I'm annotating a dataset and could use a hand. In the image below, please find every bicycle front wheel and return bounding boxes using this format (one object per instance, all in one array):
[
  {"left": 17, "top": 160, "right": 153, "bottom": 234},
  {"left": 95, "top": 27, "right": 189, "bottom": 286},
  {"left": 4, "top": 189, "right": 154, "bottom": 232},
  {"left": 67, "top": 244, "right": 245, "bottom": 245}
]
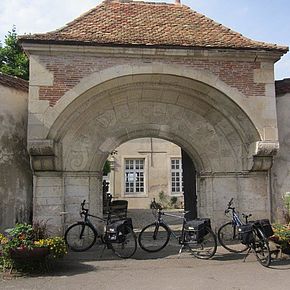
[
  {"left": 65, "top": 222, "right": 96, "bottom": 252},
  {"left": 252, "top": 227, "right": 271, "bottom": 267},
  {"left": 188, "top": 226, "right": 217, "bottom": 259},
  {"left": 110, "top": 225, "right": 137, "bottom": 259},
  {"left": 138, "top": 223, "right": 171, "bottom": 252},
  {"left": 218, "top": 222, "right": 248, "bottom": 253}
]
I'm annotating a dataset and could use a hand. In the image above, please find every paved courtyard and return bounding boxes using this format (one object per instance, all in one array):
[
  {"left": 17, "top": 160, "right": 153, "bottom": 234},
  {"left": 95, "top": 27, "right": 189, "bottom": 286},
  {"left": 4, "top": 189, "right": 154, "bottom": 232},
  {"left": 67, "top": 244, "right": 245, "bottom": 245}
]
[{"left": 1, "top": 243, "right": 289, "bottom": 290}]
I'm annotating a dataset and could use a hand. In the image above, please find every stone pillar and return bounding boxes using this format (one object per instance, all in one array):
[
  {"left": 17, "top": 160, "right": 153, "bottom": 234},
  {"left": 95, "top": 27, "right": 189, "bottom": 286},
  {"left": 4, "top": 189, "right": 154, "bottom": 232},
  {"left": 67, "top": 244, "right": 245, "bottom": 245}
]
[
  {"left": 198, "top": 172, "right": 269, "bottom": 231},
  {"left": 28, "top": 139, "right": 104, "bottom": 234},
  {"left": 89, "top": 172, "right": 103, "bottom": 217},
  {"left": 33, "top": 171, "right": 103, "bottom": 235},
  {"left": 62, "top": 172, "right": 103, "bottom": 230},
  {"left": 33, "top": 173, "right": 64, "bottom": 235}
]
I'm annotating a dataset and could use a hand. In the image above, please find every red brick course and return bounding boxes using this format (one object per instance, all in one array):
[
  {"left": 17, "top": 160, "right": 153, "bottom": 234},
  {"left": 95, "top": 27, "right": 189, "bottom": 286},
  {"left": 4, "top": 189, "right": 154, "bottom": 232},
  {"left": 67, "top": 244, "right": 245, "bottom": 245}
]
[{"left": 38, "top": 56, "right": 264, "bottom": 106}]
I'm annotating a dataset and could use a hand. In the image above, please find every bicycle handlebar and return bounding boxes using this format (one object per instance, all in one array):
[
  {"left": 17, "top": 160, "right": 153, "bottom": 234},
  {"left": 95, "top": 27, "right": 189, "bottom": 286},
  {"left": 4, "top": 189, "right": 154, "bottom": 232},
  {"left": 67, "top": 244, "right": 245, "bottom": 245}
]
[
  {"left": 224, "top": 198, "right": 235, "bottom": 215},
  {"left": 150, "top": 199, "right": 162, "bottom": 211},
  {"left": 228, "top": 198, "right": 234, "bottom": 207},
  {"left": 80, "top": 200, "right": 89, "bottom": 215},
  {"left": 224, "top": 198, "right": 252, "bottom": 223}
]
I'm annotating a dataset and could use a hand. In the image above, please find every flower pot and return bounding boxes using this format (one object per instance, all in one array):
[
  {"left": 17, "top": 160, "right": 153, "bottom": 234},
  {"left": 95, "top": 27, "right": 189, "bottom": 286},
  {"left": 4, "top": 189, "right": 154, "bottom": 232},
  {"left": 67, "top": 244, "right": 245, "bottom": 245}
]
[
  {"left": 269, "top": 237, "right": 290, "bottom": 255},
  {"left": 10, "top": 247, "right": 49, "bottom": 260},
  {"left": 282, "top": 245, "right": 290, "bottom": 255}
]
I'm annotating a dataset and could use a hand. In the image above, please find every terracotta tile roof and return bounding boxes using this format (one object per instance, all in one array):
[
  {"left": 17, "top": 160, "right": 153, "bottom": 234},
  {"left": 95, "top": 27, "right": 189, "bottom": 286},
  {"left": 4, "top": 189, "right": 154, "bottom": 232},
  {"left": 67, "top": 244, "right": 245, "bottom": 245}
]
[
  {"left": 0, "top": 73, "right": 29, "bottom": 92},
  {"left": 19, "top": 0, "right": 288, "bottom": 52},
  {"left": 275, "top": 78, "right": 290, "bottom": 96}
]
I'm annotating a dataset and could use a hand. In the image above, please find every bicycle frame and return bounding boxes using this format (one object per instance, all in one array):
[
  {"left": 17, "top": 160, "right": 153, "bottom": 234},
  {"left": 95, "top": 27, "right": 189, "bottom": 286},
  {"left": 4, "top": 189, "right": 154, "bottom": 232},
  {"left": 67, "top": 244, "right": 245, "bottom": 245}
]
[
  {"left": 225, "top": 198, "right": 249, "bottom": 227},
  {"left": 79, "top": 201, "right": 110, "bottom": 238},
  {"left": 154, "top": 209, "right": 189, "bottom": 241},
  {"left": 231, "top": 209, "right": 243, "bottom": 227}
]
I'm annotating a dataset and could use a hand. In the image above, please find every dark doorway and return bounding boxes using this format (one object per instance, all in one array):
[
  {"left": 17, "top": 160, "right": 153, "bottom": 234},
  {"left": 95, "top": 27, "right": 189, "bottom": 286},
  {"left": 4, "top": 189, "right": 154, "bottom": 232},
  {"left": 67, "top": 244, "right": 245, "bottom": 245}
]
[{"left": 181, "top": 149, "right": 197, "bottom": 219}]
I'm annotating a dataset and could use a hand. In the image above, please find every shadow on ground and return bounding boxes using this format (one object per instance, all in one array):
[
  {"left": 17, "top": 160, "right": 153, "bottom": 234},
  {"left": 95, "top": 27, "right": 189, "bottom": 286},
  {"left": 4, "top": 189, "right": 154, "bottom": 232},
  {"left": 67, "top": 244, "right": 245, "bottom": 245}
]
[
  {"left": 39, "top": 243, "right": 290, "bottom": 278},
  {"left": 213, "top": 249, "right": 290, "bottom": 270}
]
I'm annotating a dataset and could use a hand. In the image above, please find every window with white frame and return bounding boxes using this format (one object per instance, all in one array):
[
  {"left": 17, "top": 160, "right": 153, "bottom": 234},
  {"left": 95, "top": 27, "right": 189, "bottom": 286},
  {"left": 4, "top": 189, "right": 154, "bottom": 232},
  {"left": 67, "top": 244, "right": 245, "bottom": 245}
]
[
  {"left": 171, "top": 158, "right": 183, "bottom": 194},
  {"left": 125, "top": 159, "right": 145, "bottom": 194}
]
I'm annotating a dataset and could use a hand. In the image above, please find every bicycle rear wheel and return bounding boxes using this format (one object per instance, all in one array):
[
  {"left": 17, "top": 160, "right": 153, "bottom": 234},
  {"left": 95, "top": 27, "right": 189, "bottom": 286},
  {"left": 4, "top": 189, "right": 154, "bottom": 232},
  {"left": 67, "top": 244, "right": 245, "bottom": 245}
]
[
  {"left": 252, "top": 227, "right": 271, "bottom": 267},
  {"left": 138, "top": 223, "right": 171, "bottom": 252},
  {"left": 65, "top": 222, "right": 96, "bottom": 252},
  {"left": 188, "top": 226, "right": 217, "bottom": 259},
  {"left": 110, "top": 225, "right": 137, "bottom": 259},
  {"left": 218, "top": 222, "right": 248, "bottom": 253}
]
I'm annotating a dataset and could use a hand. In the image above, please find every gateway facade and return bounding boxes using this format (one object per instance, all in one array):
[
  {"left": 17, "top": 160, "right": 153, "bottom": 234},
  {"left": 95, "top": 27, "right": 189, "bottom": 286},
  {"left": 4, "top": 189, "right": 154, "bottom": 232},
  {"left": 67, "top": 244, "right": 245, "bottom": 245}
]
[{"left": 17, "top": 0, "right": 288, "bottom": 233}]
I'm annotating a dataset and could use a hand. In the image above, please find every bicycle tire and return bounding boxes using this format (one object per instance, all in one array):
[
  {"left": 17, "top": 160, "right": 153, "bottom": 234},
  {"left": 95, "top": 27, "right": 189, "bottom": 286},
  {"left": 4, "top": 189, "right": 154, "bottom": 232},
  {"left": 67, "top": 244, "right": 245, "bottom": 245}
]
[
  {"left": 109, "top": 225, "right": 137, "bottom": 259},
  {"left": 252, "top": 226, "right": 271, "bottom": 267},
  {"left": 218, "top": 222, "right": 249, "bottom": 253},
  {"left": 65, "top": 222, "right": 96, "bottom": 252},
  {"left": 138, "top": 222, "right": 171, "bottom": 252},
  {"left": 188, "top": 226, "right": 217, "bottom": 259}
]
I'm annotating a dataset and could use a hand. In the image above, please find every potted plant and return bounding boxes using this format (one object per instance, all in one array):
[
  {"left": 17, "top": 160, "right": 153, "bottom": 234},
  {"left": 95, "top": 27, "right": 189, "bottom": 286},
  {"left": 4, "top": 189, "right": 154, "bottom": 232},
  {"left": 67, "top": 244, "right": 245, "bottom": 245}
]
[
  {"left": 270, "top": 223, "right": 290, "bottom": 255},
  {"left": 0, "top": 223, "right": 67, "bottom": 272},
  {"left": 268, "top": 193, "right": 290, "bottom": 255}
]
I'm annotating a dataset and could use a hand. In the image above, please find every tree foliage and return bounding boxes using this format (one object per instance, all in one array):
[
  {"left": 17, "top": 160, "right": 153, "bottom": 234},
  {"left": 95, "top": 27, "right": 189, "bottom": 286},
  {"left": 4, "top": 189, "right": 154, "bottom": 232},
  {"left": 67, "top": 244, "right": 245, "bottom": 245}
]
[{"left": 0, "top": 26, "right": 29, "bottom": 80}]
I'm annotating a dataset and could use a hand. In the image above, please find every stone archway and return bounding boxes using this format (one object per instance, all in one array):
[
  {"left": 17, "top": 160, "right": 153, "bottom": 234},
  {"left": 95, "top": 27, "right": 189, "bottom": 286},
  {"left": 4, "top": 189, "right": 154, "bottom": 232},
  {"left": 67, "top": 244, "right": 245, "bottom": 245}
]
[
  {"left": 29, "top": 70, "right": 275, "bottom": 233},
  {"left": 51, "top": 73, "right": 259, "bottom": 172}
]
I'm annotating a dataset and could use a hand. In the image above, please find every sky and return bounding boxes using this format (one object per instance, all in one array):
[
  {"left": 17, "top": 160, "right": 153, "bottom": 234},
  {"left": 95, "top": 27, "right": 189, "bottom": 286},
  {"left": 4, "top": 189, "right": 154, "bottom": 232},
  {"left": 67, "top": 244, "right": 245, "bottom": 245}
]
[{"left": 0, "top": 0, "right": 289, "bottom": 80}]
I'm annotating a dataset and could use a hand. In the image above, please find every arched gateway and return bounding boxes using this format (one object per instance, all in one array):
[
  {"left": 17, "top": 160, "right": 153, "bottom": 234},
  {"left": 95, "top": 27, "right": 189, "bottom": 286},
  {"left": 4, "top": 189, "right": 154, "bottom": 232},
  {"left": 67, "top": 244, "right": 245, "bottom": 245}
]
[{"left": 20, "top": 0, "right": 287, "bottom": 234}]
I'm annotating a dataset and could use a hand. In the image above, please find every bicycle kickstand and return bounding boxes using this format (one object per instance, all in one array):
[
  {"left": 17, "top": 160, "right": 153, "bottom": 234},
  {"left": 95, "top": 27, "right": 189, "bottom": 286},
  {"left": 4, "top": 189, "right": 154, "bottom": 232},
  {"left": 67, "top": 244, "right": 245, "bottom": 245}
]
[
  {"left": 243, "top": 247, "right": 252, "bottom": 263},
  {"left": 178, "top": 244, "right": 185, "bottom": 258},
  {"left": 99, "top": 244, "right": 107, "bottom": 258}
]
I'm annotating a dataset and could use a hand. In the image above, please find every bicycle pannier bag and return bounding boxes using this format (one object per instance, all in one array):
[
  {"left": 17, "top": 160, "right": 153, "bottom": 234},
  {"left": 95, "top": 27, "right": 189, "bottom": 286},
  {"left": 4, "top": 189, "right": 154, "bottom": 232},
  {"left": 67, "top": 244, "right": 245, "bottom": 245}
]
[
  {"left": 106, "top": 218, "right": 133, "bottom": 243},
  {"left": 196, "top": 218, "right": 211, "bottom": 237},
  {"left": 238, "top": 224, "right": 254, "bottom": 244},
  {"left": 184, "top": 219, "right": 208, "bottom": 242},
  {"left": 254, "top": 219, "right": 273, "bottom": 238}
]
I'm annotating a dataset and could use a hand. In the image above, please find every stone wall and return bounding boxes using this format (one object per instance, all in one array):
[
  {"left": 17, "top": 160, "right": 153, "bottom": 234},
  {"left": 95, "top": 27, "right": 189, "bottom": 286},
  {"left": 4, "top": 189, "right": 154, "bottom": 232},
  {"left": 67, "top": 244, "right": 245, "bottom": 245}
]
[
  {"left": 272, "top": 90, "right": 290, "bottom": 222},
  {"left": 0, "top": 81, "right": 32, "bottom": 231}
]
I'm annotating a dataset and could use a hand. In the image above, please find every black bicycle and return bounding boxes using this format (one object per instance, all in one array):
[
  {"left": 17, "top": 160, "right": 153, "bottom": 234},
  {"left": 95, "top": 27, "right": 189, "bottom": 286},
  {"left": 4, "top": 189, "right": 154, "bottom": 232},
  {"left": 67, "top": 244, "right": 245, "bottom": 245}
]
[
  {"left": 65, "top": 200, "right": 137, "bottom": 259},
  {"left": 218, "top": 198, "right": 272, "bottom": 267},
  {"left": 138, "top": 201, "right": 217, "bottom": 259}
]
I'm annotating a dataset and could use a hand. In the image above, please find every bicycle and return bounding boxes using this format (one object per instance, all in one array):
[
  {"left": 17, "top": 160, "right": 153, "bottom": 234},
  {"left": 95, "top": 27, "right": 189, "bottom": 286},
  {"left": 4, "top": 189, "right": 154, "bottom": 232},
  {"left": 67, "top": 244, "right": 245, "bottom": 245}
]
[
  {"left": 64, "top": 200, "right": 137, "bottom": 259},
  {"left": 218, "top": 198, "right": 272, "bottom": 267},
  {"left": 217, "top": 198, "right": 251, "bottom": 253},
  {"left": 138, "top": 201, "right": 217, "bottom": 259}
]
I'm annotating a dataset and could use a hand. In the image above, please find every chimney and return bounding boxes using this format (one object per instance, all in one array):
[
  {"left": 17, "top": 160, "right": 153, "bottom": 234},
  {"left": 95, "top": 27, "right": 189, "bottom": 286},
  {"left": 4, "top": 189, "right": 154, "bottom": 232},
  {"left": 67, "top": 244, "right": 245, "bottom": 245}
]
[{"left": 175, "top": 0, "right": 181, "bottom": 4}]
